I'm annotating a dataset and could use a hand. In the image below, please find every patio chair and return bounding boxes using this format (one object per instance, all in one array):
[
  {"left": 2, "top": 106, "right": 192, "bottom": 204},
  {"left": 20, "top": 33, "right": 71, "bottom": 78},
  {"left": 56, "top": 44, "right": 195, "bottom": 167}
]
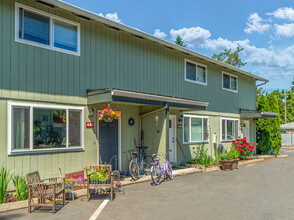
[
  {"left": 26, "top": 171, "right": 65, "bottom": 214},
  {"left": 87, "top": 164, "right": 114, "bottom": 201}
]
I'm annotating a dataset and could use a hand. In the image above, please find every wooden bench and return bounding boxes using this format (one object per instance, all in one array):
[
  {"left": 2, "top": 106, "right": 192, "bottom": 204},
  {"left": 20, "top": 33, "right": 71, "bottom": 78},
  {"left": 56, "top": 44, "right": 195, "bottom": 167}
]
[{"left": 86, "top": 164, "right": 114, "bottom": 201}]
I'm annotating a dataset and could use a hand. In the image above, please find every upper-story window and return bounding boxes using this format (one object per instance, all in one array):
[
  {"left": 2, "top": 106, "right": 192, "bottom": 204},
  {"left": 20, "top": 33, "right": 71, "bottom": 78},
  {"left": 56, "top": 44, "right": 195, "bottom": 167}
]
[
  {"left": 222, "top": 72, "right": 238, "bottom": 92},
  {"left": 185, "top": 59, "right": 207, "bottom": 85},
  {"left": 15, "top": 3, "right": 80, "bottom": 55}
]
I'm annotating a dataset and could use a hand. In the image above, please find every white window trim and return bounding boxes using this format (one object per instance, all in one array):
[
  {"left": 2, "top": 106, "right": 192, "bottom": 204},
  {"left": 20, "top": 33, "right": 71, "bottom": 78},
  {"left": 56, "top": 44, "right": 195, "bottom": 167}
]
[
  {"left": 8, "top": 102, "right": 84, "bottom": 155},
  {"left": 220, "top": 117, "right": 239, "bottom": 142},
  {"left": 222, "top": 71, "right": 238, "bottom": 93},
  {"left": 184, "top": 59, "right": 208, "bottom": 86},
  {"left": 15, "top": 3, "right": 81, "bottom": 56},
  {"left": 182, "top": 114, "right": 209, "bottom": 144}
]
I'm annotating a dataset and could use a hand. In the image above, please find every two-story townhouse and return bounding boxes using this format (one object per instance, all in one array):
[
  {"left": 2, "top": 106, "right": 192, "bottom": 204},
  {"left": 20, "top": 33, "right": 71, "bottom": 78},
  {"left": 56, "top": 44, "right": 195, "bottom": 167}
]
[{"left": 0, "top": 0, "right": 272, "bottom": 178}]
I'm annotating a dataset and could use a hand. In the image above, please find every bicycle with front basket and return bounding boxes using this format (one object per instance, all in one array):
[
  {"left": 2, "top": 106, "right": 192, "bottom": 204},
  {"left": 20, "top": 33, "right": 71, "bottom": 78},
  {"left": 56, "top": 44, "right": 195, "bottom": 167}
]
[
  {"left": 129, "top": 146, "right": 154, "bottom": 181},
  {"left": 150, "top": 152, "right": 173, "bottom": 185}
]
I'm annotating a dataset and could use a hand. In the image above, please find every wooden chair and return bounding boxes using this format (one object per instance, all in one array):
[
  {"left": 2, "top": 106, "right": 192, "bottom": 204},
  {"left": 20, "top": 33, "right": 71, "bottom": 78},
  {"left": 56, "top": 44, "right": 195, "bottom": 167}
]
[
  {"left": 87, "top": 164, "right": 114, "bottom": 201},
  {"left": 26, "top": 171, "right": 65, "bottom": 214}
]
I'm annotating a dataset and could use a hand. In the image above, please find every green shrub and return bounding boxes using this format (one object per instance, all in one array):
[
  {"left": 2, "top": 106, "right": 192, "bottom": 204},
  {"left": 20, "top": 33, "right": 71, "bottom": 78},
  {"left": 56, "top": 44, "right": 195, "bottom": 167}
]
[
  {"left": 13, "top": 175, "right": 28, "bottom": 201},
  {"left": 188, "top": 144, "right": 216, "bottom": 167},
  {"left": 229, "top": 147, "right": 239, "bottom": 159},
  {"left": 220, "top": 152, "right": 234, "bottom": 161},
  {"left": 214, "top": 149, "right": 221, "bottom": 164},
  {"left": 0, "top": 164, "right": 14, "bottom": 204}
]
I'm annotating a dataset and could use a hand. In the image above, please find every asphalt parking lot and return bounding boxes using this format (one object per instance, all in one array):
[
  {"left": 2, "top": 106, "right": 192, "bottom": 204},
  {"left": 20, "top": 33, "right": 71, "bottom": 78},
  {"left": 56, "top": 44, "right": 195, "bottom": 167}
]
[{"left": 1, "top": 149, "right": 293, "bottom": 220}]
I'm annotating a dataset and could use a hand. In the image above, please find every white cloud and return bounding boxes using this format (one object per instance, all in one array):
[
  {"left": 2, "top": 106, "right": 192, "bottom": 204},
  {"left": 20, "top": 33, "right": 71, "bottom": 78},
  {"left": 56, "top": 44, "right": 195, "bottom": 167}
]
[
  {"left": 274, "top": 23, "right": 294, "bottom": 37},
  {"left": 244, "top": 13, "right": 270, "bottom": 34},
  {"left": 98, "top": 12, "right": 122, "bottom": 23},
  {"left": 153, "top": 29, "right": 167, "bottom": 39},
  {"left": 170, "top": 27, "right": 211, "bottom": 47},
  {"left": 169, "top": 26, "right": 294, "bottom": 74},
  {"left": 267, "top": 7, "right": 294, "bottom": 21}
]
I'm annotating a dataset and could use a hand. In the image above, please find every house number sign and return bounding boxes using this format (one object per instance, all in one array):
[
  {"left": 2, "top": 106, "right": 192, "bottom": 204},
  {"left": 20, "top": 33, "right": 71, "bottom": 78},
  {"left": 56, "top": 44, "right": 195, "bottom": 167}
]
[{"left": 86, "top": 122, "right": 94, "bottom": 128}]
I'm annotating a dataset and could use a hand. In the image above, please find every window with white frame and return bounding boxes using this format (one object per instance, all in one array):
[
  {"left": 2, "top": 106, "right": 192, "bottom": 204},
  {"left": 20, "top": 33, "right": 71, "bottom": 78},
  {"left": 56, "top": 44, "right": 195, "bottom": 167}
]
[
  {"left": 221, "top": 118, "right": 239, "bottom": 141},
  {"left": 9, "top": 103, "right": 84, "bottom": 153},
  {"left": 183, "top": 115, "right": 208, "bottom": 143},
  {"left": 222, "top": 72, "right": 238, "bottom": 92},
  {"left": 185, "top": 60, "right": 207, "bottom": 85},
  {"left": 16, "top": 3, "right": 80, "bottom": 55}
]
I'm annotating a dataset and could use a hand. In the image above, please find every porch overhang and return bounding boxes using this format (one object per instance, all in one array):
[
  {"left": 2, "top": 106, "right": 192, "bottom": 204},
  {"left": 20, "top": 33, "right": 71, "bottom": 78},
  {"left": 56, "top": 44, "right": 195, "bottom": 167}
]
[
  {"left": 87, "top": 89, "right": 209, "bottom": 110},
  {"left": 240, "top": 109, "right": 278, "bottom": 119}
]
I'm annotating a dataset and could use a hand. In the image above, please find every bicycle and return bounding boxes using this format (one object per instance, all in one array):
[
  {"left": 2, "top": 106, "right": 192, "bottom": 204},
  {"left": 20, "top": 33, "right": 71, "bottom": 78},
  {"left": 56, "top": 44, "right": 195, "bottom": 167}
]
[
  {"left": 129, "top": 146, "right": 154, "bottom": 181},
  {"left": 150, "top": 152, "right": 173, "bottom": 185}
]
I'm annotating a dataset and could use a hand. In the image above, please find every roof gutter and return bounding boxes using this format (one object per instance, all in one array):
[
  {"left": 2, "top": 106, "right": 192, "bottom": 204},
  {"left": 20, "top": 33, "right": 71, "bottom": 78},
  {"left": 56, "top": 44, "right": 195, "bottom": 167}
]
[{"left": 42, "top": 0, "right": 268, "bottom": 83}]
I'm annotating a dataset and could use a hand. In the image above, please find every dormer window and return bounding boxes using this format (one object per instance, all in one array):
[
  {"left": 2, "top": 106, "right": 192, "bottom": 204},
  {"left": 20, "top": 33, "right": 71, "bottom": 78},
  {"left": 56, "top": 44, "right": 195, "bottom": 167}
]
[{"left": 185, "top": 59, "right": 207, "bottom": 85}]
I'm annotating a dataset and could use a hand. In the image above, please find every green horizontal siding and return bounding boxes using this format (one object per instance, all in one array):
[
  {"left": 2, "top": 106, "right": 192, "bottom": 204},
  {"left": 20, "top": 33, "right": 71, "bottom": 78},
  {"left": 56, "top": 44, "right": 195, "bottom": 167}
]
[{"left": 1, "top": 0, "right": 256, "bottom": 114}]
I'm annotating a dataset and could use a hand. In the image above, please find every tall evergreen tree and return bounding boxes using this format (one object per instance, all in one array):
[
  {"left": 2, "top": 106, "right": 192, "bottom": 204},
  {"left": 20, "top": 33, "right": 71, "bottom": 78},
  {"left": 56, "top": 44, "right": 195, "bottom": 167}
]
[
  {"left": 175, "top": 36, "right": 186, "bottom": 47},
  {"left": 212, "top": 47, "right": 247, "bottom": 68},
  {"left": 256, "top": 93, "right": 281, "bottom": 154}
]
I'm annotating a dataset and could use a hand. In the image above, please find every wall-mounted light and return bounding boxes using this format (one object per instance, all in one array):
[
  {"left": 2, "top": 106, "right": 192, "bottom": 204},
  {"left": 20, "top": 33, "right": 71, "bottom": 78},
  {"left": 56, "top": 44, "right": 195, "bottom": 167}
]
[
  {"left": 155, "top": 115, "right": 159, "bottom": 126},
  {"left": 88, "top": 108, "right": 94, "bottom": 118},
  {"left": 178, "top": 114, "right": 183, "bottom": 123}
]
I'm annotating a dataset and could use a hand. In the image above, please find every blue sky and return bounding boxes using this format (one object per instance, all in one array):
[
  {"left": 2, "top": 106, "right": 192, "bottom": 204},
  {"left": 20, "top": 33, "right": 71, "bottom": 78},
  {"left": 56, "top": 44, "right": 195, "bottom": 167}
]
[{"left": 64, "top": 0, "right": 294, "bottom": 91}]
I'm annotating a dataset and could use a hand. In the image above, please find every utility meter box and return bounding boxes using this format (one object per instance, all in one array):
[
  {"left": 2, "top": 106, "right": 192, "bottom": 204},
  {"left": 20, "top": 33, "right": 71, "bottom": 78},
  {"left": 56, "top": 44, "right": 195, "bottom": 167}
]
[{"left": 213, "top": 133, "right": 218, "bottom": 144}]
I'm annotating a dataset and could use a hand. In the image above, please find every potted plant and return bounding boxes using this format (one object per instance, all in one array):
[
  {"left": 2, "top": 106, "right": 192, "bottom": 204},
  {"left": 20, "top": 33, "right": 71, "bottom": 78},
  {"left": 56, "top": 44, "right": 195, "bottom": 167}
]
[
  {"left": 98, "top": 108, "right": 121, "bottom": 122},
  {"left": 115, "top": 181, "right": 121, "bottom": 188},
  {"left": 219, "top": 152, "right": 236, "bottom": 171},
  {"left": 232, "top": 137, "right": 255, "bottom": 160}
]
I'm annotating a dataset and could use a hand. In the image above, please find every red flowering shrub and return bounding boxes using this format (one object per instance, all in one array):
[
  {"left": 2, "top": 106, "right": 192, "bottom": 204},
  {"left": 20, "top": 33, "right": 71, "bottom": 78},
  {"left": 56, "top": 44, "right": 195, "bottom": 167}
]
[{"left": 232, "top": 137, "right": 255, "bottom": 160}]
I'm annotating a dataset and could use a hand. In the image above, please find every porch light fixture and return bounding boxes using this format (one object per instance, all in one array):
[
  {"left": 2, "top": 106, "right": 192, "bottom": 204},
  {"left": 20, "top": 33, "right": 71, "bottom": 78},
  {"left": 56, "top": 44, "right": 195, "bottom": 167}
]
[
  {"left": 178, "top": 114, "right": 183, "bottom": 122},
  {"left": 88, "top": 108, "right": 94, "bottom": 118},
  {"left": 155, "top": 115, "right": 159, "bottom": 126}
]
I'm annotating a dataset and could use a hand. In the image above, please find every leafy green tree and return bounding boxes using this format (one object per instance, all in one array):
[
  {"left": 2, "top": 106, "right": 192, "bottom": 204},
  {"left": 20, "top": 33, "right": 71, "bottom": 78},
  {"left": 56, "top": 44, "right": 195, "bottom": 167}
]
[
  {"left": 212, "top": 47, "right": 247, "bottom": 68},
  {"left": 175, "top": 36, "right": 186, "bottom": 47},
  {"left": 256, "top": 93, "right": 281, "bottom": 154},
  {"left": 291, "top": 77, "right": 294, "bottom": 92},
  {"left": 256, "top": 95, "right": 271, "bottom": 154},
  {"left": 256, "top": 87, "right": 264, "bottom": 108}
]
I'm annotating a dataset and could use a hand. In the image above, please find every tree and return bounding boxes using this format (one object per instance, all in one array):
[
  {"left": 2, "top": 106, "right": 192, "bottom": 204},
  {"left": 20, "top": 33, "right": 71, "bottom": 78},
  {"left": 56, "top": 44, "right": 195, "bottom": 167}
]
[
  {"left": 256, "top": 93, "right": 281, "bottom": 154},
  {"left": 212, "top": 47, "right": 247, "bottom": 68},
  {"left": 256, "top": 87, "right": 264, "bottom": 108},
  {"left": 292, "top": 77, "right": 294, "bottom": 92},
  {"left": 175, "top": 36, "right": 186, "bottom": 47},
  {"left": 256, "top": 94, "right": 271, "bottom": 154}
]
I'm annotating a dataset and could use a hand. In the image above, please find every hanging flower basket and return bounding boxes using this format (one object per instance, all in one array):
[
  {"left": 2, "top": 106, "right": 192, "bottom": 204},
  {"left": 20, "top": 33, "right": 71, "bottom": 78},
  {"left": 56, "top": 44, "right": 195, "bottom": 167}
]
[{"left": 98, "top": 108, "right": 121, "bottom": 122}]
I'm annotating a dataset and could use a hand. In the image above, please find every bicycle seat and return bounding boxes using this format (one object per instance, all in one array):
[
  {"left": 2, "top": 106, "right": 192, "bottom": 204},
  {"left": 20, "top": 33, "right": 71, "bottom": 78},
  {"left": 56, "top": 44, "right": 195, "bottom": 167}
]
[
  {"left": 131, "top": 152, "right": 138, "bottom": 155},
  {"left": 154, "top": 158, "right": 160, "bottom": 161}
]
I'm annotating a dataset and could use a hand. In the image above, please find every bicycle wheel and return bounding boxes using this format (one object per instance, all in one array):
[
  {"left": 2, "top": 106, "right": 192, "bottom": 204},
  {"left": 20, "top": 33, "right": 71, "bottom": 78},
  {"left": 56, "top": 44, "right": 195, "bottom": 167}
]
[
  {"left": 166, "top": 161, "right": 173, "bottom": 180},
  {"left": 129, "top": 159, "right": 140, "bottom": 181},
  {"left": 151, "top": 165, "right": 162, "bottom": 185},
  {"left": 143, "top": 155, "right": 154, "bottom": 175}
]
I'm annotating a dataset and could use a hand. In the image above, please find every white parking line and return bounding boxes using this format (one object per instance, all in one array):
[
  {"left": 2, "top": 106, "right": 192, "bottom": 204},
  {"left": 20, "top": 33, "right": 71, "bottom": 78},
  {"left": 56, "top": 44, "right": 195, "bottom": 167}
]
[{"left": 89, "top": 199, "right": 109, "bottom": 220}]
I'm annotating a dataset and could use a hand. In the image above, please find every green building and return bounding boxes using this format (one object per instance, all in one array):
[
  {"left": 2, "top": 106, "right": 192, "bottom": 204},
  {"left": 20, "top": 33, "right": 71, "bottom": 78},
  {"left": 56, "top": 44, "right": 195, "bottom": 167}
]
[{"left": 0, "top": 0, "right": 270, "bottom": 178}]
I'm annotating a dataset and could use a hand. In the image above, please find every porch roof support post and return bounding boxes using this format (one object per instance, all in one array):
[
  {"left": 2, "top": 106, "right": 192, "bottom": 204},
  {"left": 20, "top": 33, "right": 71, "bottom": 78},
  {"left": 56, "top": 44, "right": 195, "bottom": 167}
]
[{"left": 165, "top": 103, "right": 170, "bottom": 161}]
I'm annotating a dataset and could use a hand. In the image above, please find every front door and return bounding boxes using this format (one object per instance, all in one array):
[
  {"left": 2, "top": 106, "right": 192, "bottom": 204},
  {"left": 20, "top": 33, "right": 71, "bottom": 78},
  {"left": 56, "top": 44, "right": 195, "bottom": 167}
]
[
  {"left": 99, "top": 119, "right": 119, "bottom": 170},
  {"left": 242, "top": 120, "right": 250, "bottom": 140},
  {"left": 169, "top": 115, "right": 176, "bottom": 163}
]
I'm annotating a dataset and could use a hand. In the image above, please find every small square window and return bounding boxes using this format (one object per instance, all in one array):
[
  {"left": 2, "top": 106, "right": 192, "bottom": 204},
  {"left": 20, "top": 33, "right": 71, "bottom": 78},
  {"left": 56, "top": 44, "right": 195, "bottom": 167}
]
[
  {"left": 185, "top": 60, "right": 207, "bottom": 85},
  {"left": 222, "top": 72, "right": 238, "bottom": 92}
]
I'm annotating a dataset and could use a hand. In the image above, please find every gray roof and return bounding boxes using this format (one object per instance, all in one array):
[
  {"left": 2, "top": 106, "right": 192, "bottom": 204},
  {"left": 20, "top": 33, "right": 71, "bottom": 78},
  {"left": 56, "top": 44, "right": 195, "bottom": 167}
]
[
  {"left": 40, "top": 0, "right": 268, "bottom": 83},
  {"left": 281, "top": 122, "right": 294, "bottom": 130}
]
